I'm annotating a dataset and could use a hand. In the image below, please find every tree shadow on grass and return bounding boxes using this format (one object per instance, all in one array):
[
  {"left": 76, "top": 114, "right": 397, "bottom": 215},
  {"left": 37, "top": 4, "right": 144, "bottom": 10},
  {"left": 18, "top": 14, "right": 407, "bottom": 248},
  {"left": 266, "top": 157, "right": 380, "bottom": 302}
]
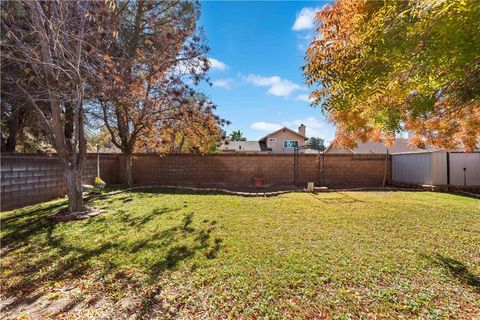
[
  {"left": 1, "top": 200, "right": 224, "bottom": 318},
  {"left": 0, "top": 201, "right": 66, "bottom": 254},
  {"left": 128, "top": 187, "right": 229, "bottom": 197},
  {"left": 308, "top": 192, "right": 364, "bottom": 204},
  {"left": 424, "top": 253, "right": 480, "bottom": 293},
  {"left": 117, "top": 206, "right": 183, "bottom": 230}
]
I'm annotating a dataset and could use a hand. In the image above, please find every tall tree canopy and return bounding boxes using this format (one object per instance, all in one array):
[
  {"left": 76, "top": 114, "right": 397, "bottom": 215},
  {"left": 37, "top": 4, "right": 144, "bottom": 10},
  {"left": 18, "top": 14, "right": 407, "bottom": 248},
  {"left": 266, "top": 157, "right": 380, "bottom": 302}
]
[
  {"left": 228, "top": 130, "right": 247, "bottom": 141},
  {"left": 304, "top": 0, "right": 480, "bottom": 151},
  {"left": 306, "top": 137, "right": 326, "bottom": 151},
  {"left": 94, "top": 0, "right": 221, "bottom": 185}
]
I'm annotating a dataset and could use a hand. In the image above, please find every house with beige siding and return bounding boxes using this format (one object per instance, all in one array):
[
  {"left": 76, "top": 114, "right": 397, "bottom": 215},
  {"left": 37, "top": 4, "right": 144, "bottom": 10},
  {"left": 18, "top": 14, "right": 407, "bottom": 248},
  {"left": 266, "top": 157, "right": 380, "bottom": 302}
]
[{"left": 220, "top": 125, "right": 308, "bottom": 153}]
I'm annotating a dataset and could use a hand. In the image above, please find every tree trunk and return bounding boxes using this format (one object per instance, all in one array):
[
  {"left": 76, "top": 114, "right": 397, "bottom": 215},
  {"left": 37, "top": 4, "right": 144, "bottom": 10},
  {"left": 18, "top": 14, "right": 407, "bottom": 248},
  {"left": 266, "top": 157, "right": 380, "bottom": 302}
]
[
  {"left": 1, "top": 133, "right": 17, "bottom": 153},
  {"left": 64, "top": 168, "right": 84, "bottom": 213},
  {"left": 5, "top": 133, "right": 17, "bottom": 152},
  {"left": 1, "top": 105, "right": 21, "bottom": 153},
  {"left": 178, "top": 135, "right": 186, "bottom": 153},
  {"left": 122, "top": 152, "right": 134, "bottom": 186}
]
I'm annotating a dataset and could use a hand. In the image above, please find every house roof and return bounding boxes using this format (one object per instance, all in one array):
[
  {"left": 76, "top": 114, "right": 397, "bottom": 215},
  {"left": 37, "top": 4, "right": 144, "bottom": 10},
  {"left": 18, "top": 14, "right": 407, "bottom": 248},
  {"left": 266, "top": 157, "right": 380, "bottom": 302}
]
[
  {"left": 326, "top": 139, "right": 480, "bottom": 154},
  {"left": 326, "top": 139, "right": 422, "bottom": 154},
  {"left": 219, "top": 141, "right": 271, "bottom": 152},
  {"left": 390, "top": 142, "right": 480, "bottom": 155},
  {"left": 352, "top": 139, "right": 417, "bottom": 154},
  {"left": 303, "top": 148, "right": 324, "bottom": 154},
  {"left": 258, "top": 127, "right": 307, "bottom": 142}
]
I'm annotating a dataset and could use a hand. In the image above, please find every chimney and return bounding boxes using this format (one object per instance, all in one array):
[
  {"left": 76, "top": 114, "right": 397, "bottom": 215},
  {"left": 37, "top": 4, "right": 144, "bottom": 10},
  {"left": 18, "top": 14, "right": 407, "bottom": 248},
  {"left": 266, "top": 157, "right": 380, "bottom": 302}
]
[{"left": 298, "top": 124, "right": 306, "bottom": 137}]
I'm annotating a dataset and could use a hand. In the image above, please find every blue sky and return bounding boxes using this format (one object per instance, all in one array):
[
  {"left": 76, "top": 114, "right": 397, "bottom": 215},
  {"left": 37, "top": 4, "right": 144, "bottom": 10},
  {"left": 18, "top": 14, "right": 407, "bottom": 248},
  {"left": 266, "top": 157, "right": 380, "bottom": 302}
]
[{"left": 197, "top": 1, "right": 335, "bottom": 142}]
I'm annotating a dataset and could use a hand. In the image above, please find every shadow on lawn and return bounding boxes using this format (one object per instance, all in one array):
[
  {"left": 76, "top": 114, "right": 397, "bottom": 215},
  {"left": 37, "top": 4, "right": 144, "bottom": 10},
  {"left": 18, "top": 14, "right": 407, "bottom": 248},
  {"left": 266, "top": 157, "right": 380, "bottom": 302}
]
[
  {"left": 0, "top": 201, "right": 66, "bottom": 254},
  {"left": 129, "top": 187, "right": 232, "bottom": 197},
  {"left": 308, "top": 192, "right": 365, "bottom": 204},
  {"left": 425, "top": 254, "right": 480, "bottom": 293},
  {"left": 0, "top": 196, "right": 223, "bottom": 316}
]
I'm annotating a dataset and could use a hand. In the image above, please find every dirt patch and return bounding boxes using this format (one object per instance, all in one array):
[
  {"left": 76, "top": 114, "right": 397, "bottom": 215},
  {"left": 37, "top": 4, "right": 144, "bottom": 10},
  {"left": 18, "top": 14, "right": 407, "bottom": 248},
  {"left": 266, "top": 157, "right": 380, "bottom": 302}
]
[
  {"left": 48, "top": 207, "right": 107, "bottom": 222},
  {"left": 0, "top": 287, "right": 117, "bottom": 319}
]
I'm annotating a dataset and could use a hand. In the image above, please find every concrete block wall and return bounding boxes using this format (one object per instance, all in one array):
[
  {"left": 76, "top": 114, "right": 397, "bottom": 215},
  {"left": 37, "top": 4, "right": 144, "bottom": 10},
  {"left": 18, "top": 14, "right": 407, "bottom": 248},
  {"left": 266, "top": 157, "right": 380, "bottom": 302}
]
[
  {"left": 132, "top": 154, "right": 391, "bottom": 188},
  {"left": 1, "top": 153, "right": 391, "bottom": 211},
  {"left": 132, "top": 154, "right": 298, "bottom": 186},
  {"left": 324, "top": 154, "right": 391, "bottom": 186},
  {"left": 1, "top": 154, "right": 119, "bottom": 211}
]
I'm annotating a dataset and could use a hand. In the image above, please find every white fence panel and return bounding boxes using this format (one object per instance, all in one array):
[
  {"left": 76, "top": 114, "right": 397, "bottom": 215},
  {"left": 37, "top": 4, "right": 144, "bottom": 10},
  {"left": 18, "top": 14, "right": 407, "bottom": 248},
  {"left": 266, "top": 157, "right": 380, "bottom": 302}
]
[
  {"left": 431, "top": 152, "right": 448, "bottom": 185},
  {"left": 449, "top": 153, "right": 480, "bottom": 186},
  {"left": 392, "top": 153, "right": 432, "bottom": 185}
]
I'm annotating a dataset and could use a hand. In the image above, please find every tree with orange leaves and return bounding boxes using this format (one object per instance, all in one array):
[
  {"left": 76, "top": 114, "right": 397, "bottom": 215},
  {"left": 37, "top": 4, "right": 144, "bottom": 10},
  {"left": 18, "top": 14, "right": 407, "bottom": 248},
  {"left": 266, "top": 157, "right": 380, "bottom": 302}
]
[
  {"left": 304, "top": 0, "right": 480, "bottom": 151},
  {"left": 134, "top": 91, "right": 226, "bottom": 154},
  {"left": 93, "top": 0, "right": 219, "bottom": 185}
]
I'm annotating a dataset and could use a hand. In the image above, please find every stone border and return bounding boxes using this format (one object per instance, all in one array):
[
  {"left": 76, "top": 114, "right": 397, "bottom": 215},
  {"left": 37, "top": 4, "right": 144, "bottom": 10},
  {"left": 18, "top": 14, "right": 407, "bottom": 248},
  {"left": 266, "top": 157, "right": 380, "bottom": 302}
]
[
  {"left": 85, "top": 185, "right": 422, "bottom": 200},
  {"left": 87, "top": 185, "right": 301, "bottom": 199},
  {"left": 390, "top": 181, "right": 480, "bottom": 199},
  {"left": 453, "top": 190, "right": 480, "bottom": 199}
]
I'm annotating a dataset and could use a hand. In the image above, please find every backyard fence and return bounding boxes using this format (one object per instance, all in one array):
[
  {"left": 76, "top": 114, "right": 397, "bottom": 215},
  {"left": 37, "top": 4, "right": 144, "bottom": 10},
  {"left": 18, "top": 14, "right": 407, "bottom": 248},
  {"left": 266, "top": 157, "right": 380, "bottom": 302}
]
[
  {"left": 1, "top": 154, "right": 119, "bottom": 211},
  {"left": 131, "top": 153, "right": 390, "bottom": 187},
  {"left": 1, "top": 153, "right": 390, "bottom": 211},
  {"left": 391, "top": 151, "right": 480, "bottom": 187}
]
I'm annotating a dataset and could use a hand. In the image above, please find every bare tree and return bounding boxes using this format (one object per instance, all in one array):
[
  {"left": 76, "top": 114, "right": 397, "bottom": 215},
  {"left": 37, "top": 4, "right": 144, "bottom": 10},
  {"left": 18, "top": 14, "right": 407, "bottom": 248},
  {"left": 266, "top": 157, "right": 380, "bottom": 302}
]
[{"left": 1, "top": 0, "right": 115, "bottom": 212}]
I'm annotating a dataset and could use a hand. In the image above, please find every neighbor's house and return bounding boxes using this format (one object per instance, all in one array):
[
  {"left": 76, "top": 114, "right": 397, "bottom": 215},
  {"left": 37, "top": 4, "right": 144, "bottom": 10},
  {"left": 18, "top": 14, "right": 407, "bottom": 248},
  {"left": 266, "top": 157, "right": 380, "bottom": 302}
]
[{"left": 220, "top": 125, "right": 308, "bottom": 154}]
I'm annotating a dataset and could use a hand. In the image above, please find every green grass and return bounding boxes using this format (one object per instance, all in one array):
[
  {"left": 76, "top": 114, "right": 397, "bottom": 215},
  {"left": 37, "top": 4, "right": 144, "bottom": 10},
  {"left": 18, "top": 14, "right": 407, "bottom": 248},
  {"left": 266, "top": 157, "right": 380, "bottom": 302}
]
[{"left": 1, "top": 189, "right": 479, "bottom": 318}]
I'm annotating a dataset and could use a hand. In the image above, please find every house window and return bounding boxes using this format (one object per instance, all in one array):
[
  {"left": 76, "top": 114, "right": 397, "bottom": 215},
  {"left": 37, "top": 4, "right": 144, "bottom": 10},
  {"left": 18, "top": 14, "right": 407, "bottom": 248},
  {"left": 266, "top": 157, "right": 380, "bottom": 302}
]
[
  {"left": 269, "top": 138, "right": 277, "bottom": 142},
  {"left": 283, "top": 140, "right": 298, "bottom": 148}
]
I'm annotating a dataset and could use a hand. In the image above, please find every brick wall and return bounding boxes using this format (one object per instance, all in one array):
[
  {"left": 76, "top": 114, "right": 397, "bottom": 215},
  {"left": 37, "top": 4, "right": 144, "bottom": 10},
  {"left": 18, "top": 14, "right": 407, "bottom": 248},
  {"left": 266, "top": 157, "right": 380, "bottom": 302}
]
[
  {"left": 1, "top": 153, "right": 390, "bottom": 211},
  {"left": 324, "top": 154, "right": 391, "bottom": 186},
  {"left": 1, "top": 154, "right": 119, "bottom": 211},
  {"left": 132, "top": 153, "right": 391, "bottom": 188}
]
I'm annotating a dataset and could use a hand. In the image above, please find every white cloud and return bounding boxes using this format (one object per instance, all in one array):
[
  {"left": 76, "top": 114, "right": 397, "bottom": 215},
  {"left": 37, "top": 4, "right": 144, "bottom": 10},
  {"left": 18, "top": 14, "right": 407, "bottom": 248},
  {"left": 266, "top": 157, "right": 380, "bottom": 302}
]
[
  {"left": 292, "top": 7, "right": 319, "bottom": 31},
  {"left": 282, "top": 117, "right": 334, "bottom": 141},
  {"left": 208, "top": 58, "right": 228, "bottom": 71},
  {"left": 212, "top": 78, "right": 233, "bottom": 90},
  {"left": 294, "top": 94, "right": 313, "bottom": 102},
  {"left": 250, "top": 117, "right": 335, "bottom": 142},
  {"left": 283, "top": 117, "right": 323, "bottom": 130},
  {"left": 250, "top": 122, "right": 283, "bottom": 132},
  {"left": 171, "top": 57, "right": 205, "bottom": 77},
  {"left": 245, "top": 74, "right": 301, "bottom": 97}
]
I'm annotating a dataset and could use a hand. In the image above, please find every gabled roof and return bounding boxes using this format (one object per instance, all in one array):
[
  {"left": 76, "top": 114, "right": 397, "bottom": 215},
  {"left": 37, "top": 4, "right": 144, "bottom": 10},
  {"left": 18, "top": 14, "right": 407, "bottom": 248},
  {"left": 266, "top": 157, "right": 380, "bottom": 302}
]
[
  {"left": 219, "top": 141, "right": 271, "bottom": 152},
  {"left": 390, "top": 142, "right": 480, "bottom": 155},
  {"left": 326, "top": 139, "right": 480, "bottom": 154},
  {"left": 325, "top": 139, "right": 421, "bottom": 154},
  {"left": 258, "top": 127, "right": 307, "bottom": 142}
]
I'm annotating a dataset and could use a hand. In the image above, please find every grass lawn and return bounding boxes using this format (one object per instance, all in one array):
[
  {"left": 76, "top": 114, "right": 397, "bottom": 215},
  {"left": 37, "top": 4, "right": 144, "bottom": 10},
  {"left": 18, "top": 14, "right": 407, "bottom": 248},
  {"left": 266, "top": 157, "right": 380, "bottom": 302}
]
[{"left": 1, "top": 189, "right": 479, "bottom": 319}]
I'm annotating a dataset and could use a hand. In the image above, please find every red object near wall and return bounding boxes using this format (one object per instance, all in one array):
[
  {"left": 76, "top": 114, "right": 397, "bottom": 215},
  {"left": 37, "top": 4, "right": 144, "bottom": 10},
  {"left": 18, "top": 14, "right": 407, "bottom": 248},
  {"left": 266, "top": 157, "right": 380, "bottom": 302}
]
[{"left": 254, "top": 177, "right": 264, "bottom": 188}]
